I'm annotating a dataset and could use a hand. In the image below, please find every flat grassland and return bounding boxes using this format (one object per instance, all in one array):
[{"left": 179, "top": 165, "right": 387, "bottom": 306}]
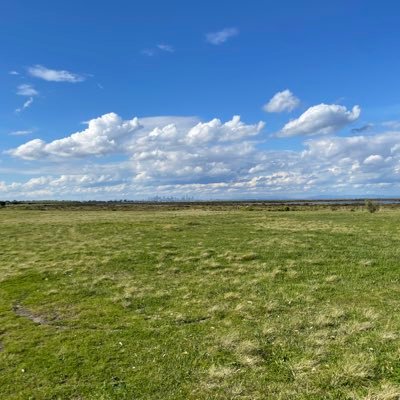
[{"left": 1, "top": 208, "right": 400, "bottom": 399}]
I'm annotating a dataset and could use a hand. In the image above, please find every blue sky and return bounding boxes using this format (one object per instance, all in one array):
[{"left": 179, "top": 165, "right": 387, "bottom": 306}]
[{"left": 1, "top": 0, "right": 400, "bottom": 199}]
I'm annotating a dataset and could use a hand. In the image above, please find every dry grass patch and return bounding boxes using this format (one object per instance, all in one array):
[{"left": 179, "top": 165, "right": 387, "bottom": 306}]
[
  {"left": 363, "top": 382, "right": 400, "bottom": 400},
  {"left": 331, "top": 353, "right": 376, "bottom": 387}
]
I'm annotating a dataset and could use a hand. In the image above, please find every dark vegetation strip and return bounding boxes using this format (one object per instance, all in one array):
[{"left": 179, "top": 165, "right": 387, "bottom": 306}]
[{"left": 0, "top": 199, "right": 398, "bottom": 211}]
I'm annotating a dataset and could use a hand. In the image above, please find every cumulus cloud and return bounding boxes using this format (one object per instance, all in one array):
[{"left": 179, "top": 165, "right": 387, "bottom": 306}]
[
  {"left": 9, "top": 113, "right": 141, "bottom": 159},
  {"left": 278, "top": 103, "right": 361, "bottom": 137},
  {"left": 2, "top": 131, "right": 400, "bottom": 199},
  {"left": 5, "top": 110, "right": 400, "bottom": 200},
  {"left": 185, "top": 116, "right": 264, "bottom": 144},
  {"left": 8, "top": 113, "right": 264, "bottom": 163},
  {"left": 28, "top": 65, "right": 85, "bottom": 82},
  {"left": 206, "top": 28, "right": 238, "bottom": 45},
  {"left": 125, "top": 114, "right": 263, "bottom": 186},
  {"left": 0, "top": 174, "right": 128, "bottom": 200},
  {"left": 300, "top": 133, "right": 400, "bottom": 185},
  {"left": 139, "top": 116, "right": 200, "bottom": 131},
  {"left": 263, "top": 89, "right": 300, "bottom": 113},
  {"left": 302, "top": 132, "right": 398, "bottom": 161}
]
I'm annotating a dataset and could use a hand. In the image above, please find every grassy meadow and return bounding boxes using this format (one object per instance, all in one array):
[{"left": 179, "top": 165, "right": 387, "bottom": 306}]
[{"left": 1, "top": 206, "right": 400, "bottom": 399}]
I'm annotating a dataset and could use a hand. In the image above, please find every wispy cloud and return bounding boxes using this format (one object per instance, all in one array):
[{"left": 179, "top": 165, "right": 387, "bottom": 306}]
[
  {"left": 206, "top": 28, "right": 239, "bottom": 45},
  {"left": 157, "top": 44, "right": 174, "bottom": 53},
  {"left": 9, "top": 70, "right": 19, "bottom": 75},
  {"left": 141, "top": 44, "right": 175, "bottom": 56},
  {"left": 141, "top": 49, "right": 156, "bottom": 57},
  {"left": 17, "top": 84, "right": 38, "bottom": 97},
  {"left": 382, "top": 120, "right": 400, "bottom": 130},
  {"left": 9, "top": 129, "right": 34, "bottom": 136},
  {"left": 15, "top": 84, "right": 38, "bottom": 113},
  {"left": 28, "top": 65, "right": 85, "bottom": 82},
  {"left": 15, "top": 98, "right": 34, "bottom": 113}
]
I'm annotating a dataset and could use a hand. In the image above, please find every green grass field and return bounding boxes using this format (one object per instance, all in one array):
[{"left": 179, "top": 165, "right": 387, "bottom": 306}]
[{"left": 1, "top": 208, "right": 400, "bottom": 399}]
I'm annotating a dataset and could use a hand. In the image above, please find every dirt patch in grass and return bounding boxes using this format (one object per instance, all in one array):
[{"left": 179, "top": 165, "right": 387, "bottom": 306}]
[{"left": 12, "top": 303, "right": 62, "bottom": 328}]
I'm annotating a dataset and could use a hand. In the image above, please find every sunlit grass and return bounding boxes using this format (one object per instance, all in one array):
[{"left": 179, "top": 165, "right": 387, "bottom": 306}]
[{"left": 1, "top": 208, "right": 400, "bottom": 399}]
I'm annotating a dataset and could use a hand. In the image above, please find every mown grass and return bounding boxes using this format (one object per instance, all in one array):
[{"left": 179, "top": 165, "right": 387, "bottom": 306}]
[{"left": 1, "top": 208, "right": 400, "bottom": 399}]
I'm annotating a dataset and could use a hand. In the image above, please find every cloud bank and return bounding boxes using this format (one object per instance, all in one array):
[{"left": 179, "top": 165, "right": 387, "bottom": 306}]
[{"left": 4, "top": 108, "right": 400, "bottom": 200}]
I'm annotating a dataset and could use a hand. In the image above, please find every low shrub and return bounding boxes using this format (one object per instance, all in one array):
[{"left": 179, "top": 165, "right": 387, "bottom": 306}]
[{"left": 365, "top": 199, "right": 379, "bottom": 213}]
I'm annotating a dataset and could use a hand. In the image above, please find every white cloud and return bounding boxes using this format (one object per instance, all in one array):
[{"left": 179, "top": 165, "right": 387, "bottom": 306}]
[
  {"left": 206, "top": 28, "right": 238, "bottom": 45},
  {"left": 23, "top": 97, "right": 34, "bottom": 108},
  {"left": 9, "top": 113, "right": 141, "bottom": 159},
  {"left": 9, "top": 139, "right": 47, "bottom": 159},
  {"left": 263, "top": 90, "right": 300, "bottom": 113},
  {"left": 364, "top": 155, "right": 384, "bottom": 165},
  {"left": 15, "top": 85, "right": 37, "bottom": 113},
  {"left": 141, "top": 49, "right": 155, "bottom": 57},
  {"left": 15, "top": 98, "right": 34, "bottom": 113},
  {"left": 28, "top": 65, "right": 85, "bottom": 82},
  {"left": 8, "top": 130, "right": 34, "bottom": 136},
  {"left": 142, "top": 44, "right": 175, "bottom": 56},
  {"left": 9, "top": 113, "right": 264, "bottom": 161},
  {"left": 157, "top": 44, "right": 174, "bottom": 52},
  {"left": 278, "top": 103, "right": 361, "bottom": 137},
  {"left": 0, "top": 173, "right": 128, "bottom": 200},
  {"left": 6, "top": 111, "right": 400, "bottom": 200},
  {"left": 139, "top": 116, "right": 200, "bottom": 131},
  {"left": 17, "top": 84, "right": 38, "bottom": 96},
  {"left": 300, "top": 132, "right": 400, "bottom": 187},
  {"left": 9, "top": 70, "right": 19, "bottom": 75},
  {"left": 185, "top": 116, "right": 264, "bottom": 144},
  {"left": 7, "top": 114, "right": 264, "bottom": 191},
  {"left": 302, "top": 132, "right": 399, "bottom": 161}
]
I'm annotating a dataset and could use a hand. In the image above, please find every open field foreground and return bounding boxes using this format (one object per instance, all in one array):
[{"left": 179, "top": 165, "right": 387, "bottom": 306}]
[{"left": 1, "top": 208, "right": 400, "bottom": 399}]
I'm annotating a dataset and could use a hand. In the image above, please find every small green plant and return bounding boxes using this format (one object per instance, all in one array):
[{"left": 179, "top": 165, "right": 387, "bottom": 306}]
[{"left": 365, "top": 199, "right": 379, "bottom": 213}]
